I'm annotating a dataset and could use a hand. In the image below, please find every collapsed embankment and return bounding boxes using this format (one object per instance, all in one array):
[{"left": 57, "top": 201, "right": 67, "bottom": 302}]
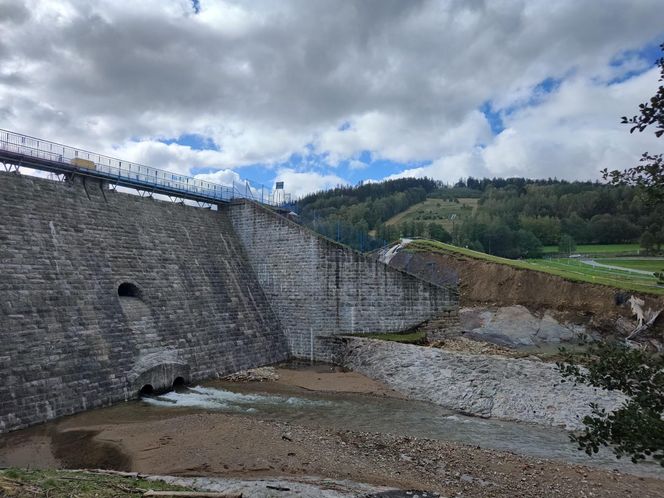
[{"left": 388, "top": 249, "right": 664, "bottom": 333}]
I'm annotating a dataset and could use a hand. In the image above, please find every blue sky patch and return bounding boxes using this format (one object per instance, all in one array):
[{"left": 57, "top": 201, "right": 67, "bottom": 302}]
[
  {"left": 533, "top": 77, "right": 562, "bottom": 95},
  {"left": 480, "top": 101, "right": 505, "bottom": 135},
  {"left": 607, "top": 39, "right": 663, "bottom": 85},
  {"left": 160, "top": 133, "right": 219, "bottom": 151}
]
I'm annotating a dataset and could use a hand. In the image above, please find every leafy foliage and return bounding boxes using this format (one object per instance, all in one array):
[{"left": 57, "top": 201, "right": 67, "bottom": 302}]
[
  {"left": 297, "top": 48, "right": 664, "bottom": 255},
  {"left": 557, "top": 343, "right": 664, "bottom": 465},
  {"left": 620, "top": 43, "right": 664, "bottom": 138},
  {"left": 558, "top": 47, "right": 664, "bottom": 467},
  {"left": 655, "top": 270, "right": 664, "bottom": 285},
  {"left": 602, "top": 43, "right": 664, "bottom": 205},
  {"left": 603, "top": 153, "right": 664, "bottom": 205},
  {"left": 296, "top": 176, "right": 664, "bottom": 254}
]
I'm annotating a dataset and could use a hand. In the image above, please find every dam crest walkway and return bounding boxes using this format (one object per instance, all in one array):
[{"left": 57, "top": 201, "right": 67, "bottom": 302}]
[{"left": 0, "top": 128, "right": 288, "bottom": 206}]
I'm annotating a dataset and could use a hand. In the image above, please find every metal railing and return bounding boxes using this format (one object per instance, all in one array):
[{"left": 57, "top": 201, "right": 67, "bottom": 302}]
[{"left": 0, "top": 129, "right": 290, "bottom": 206}]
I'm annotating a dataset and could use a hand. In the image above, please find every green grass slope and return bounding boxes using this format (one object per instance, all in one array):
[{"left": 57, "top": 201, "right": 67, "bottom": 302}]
[
  {"left": 407, "top": 239, "right": 664, "bottom": 296},
  {"left": 542, "top": 243, "right": 642, "bottom": 257},
  {"left": 0, "top": 468, "right": 195, "bottom": 497},
  {"left": 384, "top": 198, "right": 478, "bottom": 231},
  {"left": 597, "top": 258, "right": 664, "bottom": 273}
]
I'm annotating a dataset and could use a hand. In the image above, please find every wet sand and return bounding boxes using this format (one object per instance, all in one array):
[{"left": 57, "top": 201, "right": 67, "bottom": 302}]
[
  {"left": 232, "top": 365, "right": 407, "bottom": 398},
  {"left": 1, "top": 366, "right": 664, "bottom": 497}
]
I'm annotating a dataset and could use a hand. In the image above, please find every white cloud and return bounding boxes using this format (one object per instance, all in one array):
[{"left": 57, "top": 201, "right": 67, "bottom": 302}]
[
  {"left": 273, "top": 168, "right": 347, "bottom": 198},
  {"left": 0, "top": 0, "right": 662, "bottom": 187},
  {"left": 109, "top": 141, "right": 223, "bottom": 175},
  {"left": 348, "top": 159, "right": 368, "bottom": 170},
  {"left": 194, "top": 168, "right": 241, "bottom": 186},
  {"left": 389, "top": 67, "right": 663, "bottom": 183},
  {"left": 316, "top": 110, "right": 492, "bottom": 166},
  {"left": 386, "top": 150, "right": 488, "bottom": 185},
  {"left": 482, "top": 67, "right": 662, "bottom": 180}
]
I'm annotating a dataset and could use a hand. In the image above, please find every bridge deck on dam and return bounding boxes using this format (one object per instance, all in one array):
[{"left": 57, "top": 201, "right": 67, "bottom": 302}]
[{"left": 0, "top": 128, "right": 288, "bottom": 206}]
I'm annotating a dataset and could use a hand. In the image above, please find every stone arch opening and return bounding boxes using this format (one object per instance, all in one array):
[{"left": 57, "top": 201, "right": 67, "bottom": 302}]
[
  {"left": 118, "top": 282, "right": 141, "bottom": 298},
  {"left": 172, "top": 377, "right": 186, "bottom": 391},
  {"left": 131, "top": 360, "right": 190, "bottom": 398},
  {"left": 139, "top": 384, "right": 154, "bottom": 396}
]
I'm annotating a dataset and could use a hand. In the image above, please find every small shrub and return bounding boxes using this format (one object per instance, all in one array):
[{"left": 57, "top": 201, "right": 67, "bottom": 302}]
[
  {"left": 655, "top": 270, "right": 664, "bottom": 285},
  {"left": 4, "top": 469, "right": 22, "bottom": 479}
]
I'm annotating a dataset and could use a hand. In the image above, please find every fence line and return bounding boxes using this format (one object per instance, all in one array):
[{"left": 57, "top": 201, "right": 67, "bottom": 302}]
[{"left": 0, "top": 129, "right": 290, "bottom": 206}]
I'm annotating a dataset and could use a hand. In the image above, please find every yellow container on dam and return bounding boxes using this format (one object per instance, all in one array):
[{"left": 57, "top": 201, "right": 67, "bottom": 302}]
[{"left": 70, "top": 157, "right": 96, "bottom": 170}]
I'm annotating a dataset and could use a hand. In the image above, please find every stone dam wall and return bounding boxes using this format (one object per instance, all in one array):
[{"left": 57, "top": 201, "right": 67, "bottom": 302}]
[
  {"left": 0, "top": 172, "right": 289, "bottom": 432},
  {"left": 225, "top": 201, "right": 457, "bottom": 360},
  {"left": 0, "top": 172, "right": 452, "bottom": 432}
]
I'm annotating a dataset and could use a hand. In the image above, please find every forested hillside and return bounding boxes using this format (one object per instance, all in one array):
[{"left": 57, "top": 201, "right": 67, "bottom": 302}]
[{"left": 295, "top": 177, "right": 664, "bottom": 258}]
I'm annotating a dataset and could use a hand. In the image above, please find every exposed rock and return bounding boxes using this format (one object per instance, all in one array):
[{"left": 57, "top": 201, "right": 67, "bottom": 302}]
[
  {"left": 460, "top": 305, "right": 586, "bottom": 348},
  {"left": 341, "top": 337, "right": 625, "bottom": 430},
  {"left": 615, "top": 316, "right": 635, "bottom": 335},
  {"left": 430, "top": 337, "right": 514, "bottom": 356}
]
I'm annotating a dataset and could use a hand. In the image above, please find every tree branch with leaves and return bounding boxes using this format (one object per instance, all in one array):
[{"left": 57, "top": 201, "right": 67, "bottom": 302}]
[
  {"left": 602, "top": 43, "right": 664, "bottom": 205},
  {"left": 560, "top": 43, "right": 664, "bottom": 467},
  {"left": 558, "top": 343, "right": 664, "bottom": 465}
]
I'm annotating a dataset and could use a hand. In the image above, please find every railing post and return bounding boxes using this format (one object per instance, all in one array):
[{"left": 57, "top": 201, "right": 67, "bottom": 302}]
[{"left": 0, "top": 128, "right": 291, "bottom": 207}]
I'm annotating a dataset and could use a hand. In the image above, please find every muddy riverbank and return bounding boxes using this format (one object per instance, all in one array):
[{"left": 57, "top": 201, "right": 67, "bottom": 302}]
[{"left": 1, "top": 366, "right": 663, "bottom": 497}]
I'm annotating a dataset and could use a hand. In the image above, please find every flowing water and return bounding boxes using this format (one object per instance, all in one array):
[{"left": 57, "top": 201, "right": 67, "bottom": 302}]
[
  {"left": 1, "top": 367, "right": 663, "bottom": 479},
  {"left": 142, "top": 380, "right": 663, "bottom": 478}
]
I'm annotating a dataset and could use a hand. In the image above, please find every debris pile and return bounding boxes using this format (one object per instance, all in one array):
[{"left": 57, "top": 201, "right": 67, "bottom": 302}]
[{"left": 223, "top": 367, "right": 280, "bottom": 382}]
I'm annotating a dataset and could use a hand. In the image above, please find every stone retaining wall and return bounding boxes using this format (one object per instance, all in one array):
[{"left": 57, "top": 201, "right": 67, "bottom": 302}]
[
  {"left": 225, "top": 201, "right": 457, "bottom": 360},
  {"left": 1, "top": 173, "right": 459, "bottom": 432},
  {"left": 0, "top": 173, "right": 289, "bottom": 432}
]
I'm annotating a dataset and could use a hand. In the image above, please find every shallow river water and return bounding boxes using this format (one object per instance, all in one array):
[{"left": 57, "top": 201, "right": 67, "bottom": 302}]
[
  {"left": 142, "top": 379, "right": 663, "bottom": 478},
  {"left": 1, "top": 367, "right": 662, "bottom": 479}
]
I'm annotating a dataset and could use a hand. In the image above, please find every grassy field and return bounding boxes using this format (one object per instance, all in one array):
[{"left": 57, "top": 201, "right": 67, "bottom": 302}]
[
  {"left": 596, "top": 258, "right": 664, "bottom": 273},
  {"left": 542, "top": 243, "right": 641, "bottom": 256},
  {"left": 0, "top": 468, "right": 195, "bottom": 497},
  {"left": 384, "top": 197, "right": 478, "bottom": 231},
  {"left": 408, "top": 239, "right": 664, "bottom": 295}
]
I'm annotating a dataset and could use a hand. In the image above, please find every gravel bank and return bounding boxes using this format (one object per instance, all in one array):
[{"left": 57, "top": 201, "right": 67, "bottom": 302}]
[{"left": 341, "top": 338, "right": 624, "bottom": 429}]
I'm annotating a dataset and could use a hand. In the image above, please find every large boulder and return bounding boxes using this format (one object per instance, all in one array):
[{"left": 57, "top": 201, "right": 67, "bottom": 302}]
[{"left": 461, "top": 305, "right": 586, "bottom": 348}]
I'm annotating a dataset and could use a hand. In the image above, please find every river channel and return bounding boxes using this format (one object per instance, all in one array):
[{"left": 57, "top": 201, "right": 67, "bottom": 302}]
[{"left": 1, "top": 364, "right": 662, "bottom": 480}]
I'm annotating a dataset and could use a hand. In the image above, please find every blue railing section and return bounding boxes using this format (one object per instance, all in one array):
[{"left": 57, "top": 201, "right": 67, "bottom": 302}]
[{"left": 0, "top": 129, "right": 290, "bottom": 206}]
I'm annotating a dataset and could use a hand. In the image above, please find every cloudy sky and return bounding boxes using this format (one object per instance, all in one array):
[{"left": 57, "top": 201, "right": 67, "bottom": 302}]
[{"left": 1, "top": 0, "right": 663, "bottom": 197}]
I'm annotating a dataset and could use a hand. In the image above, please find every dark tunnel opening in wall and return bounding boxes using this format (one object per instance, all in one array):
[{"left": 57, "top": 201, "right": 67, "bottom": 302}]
[
  {"left": 139, "top": 384, "right": 154, "bottom": 396},
  {"left": 118, "top": 282, "right": 141, "bottom": 298},
  {"left": 173, "top": 377, "right": 186, "bottom": 391}
]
